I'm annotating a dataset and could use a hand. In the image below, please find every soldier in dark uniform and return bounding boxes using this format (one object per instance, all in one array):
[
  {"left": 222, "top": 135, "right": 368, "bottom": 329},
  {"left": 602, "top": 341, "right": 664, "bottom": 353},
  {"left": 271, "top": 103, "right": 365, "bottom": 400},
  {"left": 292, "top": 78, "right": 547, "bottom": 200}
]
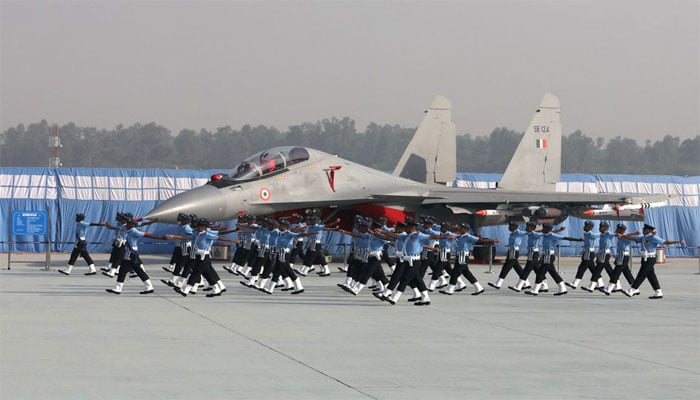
[
  {"left": 565, "top": 221, "right": 597, "bottom": 289},
  {"left": 602, "top": 224, "right": 637, "bottom": 295},
  {"left": 58, "top": 213, "right": 105, "bottom": 276},
  {"left": 106, "top": 216, "right": 165, "bottom": 295},
  {"left": 526, "top": 223, "right": 579, "bottom": 296},
  {"left": 622, "top": 224, "right": 684, "bottom": 299},
  {"left": 489, "top": 221, "right": 527, "bottom": 290}
]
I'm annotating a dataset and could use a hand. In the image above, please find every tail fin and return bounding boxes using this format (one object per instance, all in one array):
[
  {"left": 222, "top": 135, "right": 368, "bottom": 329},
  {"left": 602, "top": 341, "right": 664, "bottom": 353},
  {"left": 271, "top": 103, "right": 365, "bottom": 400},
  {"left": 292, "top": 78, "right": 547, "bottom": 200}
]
[
  {"left": 498, "top": 92, "right": 561, "bottom": 191},
  {"left": 393, "top": 95, "right": 456, "bottom": 185}
]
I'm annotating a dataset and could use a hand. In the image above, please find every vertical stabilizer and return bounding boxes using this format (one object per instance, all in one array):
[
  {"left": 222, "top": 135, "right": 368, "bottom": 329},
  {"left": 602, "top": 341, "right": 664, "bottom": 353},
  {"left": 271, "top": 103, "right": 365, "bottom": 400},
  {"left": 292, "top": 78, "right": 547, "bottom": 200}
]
[
  {"left": 498, "top": 92, "right": 561, "bottom": 191},
  {"left": 393, "top": 95, "right": 456, "bottom": 185}
]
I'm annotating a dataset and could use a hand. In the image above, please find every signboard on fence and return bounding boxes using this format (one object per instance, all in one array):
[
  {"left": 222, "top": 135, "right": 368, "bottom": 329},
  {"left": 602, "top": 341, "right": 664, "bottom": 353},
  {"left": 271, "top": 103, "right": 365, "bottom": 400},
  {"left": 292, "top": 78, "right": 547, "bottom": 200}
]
[{"left": 12, "top": 211, "right": 48, "bottom": 236}]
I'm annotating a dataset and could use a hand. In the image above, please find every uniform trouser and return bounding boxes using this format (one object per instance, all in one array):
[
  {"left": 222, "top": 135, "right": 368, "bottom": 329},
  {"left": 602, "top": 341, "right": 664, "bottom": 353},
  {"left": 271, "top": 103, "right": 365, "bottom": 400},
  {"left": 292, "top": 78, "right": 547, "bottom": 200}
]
[
  {"left": 381, "top": 243, "right": 393, "bottom": 267},
  {"left": 234, "top": 247, "right": 250, "bottom": 266},
  {"left": 574, "top": 252, "right": 597, "bottom": 279},
  {"left": 186, "top": 255, "right": 220, "bottom": 287},
  {"left": 591, "top": 254, "right": 613, "bottom": 281},
  {"left": 345, "top": 252, "right": 354, "bottom": 266},
  {"left": 117, "top": 254, "right": 149, "bottom": 283},
  {"left": 431, "top": 258, "right": 454, "bottom": 281},
  {"left": 246, "top": 243, "right": 259, "bottom": 266},
  {"left": 397, "top": 260, "right": 427, "bottom": 293},
  {"left": 232, "top": 246, "right": 243, "bottom": 265},
  {"left": 498, "top": 253, "right": 523, "bottom": 280},
  {"left": 631, "top": 258, "right": 660, "bottom": 290},
  {"left": 609, "top": 256, "right": 634, "bottom": 285},
  {"left": 68, "top": 242, "right": 94, "bottom": 266},
  {"left": 303, "top": 243, "right": 328, "bottom": 267},
  {"left": 387, "top": 260, "right": 408, "bottom": 290},
  {"left": 109, "top": 245, "right": 126, "bottom": 268},
  {"left": 271, "top": 253, "right": 298, "bottom": 283},
  {"left": 168, "top": 246, "right": 180, "bottom": 265},
  {"left": 259, "top": 254, "right": 275, "bottom": 279},
  {"left": 419, "top": 251, "right": 439, "bottom": 279},
  {"left": 110, "top": 244, "right": 126, "bottom": 264},
  {"left": 250, "top": 252, "right": 267, "bottom": 277},
  {"left": 178, "top": 257, "right": 196, "bottom": 278},
  {"left": 449, "top": 259, "right": 477, "bottom": 285},
  {"left": 173, "top": 249, "right": 191, "bottom": 277},
  {"left": 346, "top": 257, "right": 362, "bottom": 278},
  {"left": 360, "top": 256, "right": 389, "bottom": 285},
  {"left": 351, "top": 260, "right": 367, "bottom": 281},
  {"left": 535, "top": 255, "right": 564, "bottom": 284},
  {"left": 519, "top": 253, "right": 540, "bottom": 280},
  {"left": 290, "top": 241, "right": 305, "bottom": 264}
]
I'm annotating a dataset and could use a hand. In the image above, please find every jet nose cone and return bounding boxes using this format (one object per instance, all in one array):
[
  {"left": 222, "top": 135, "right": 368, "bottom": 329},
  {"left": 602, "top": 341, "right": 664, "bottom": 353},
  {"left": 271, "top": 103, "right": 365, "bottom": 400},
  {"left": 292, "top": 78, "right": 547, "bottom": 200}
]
[{"left": 145, "top": 185, "right": 233, "bottom": 223}]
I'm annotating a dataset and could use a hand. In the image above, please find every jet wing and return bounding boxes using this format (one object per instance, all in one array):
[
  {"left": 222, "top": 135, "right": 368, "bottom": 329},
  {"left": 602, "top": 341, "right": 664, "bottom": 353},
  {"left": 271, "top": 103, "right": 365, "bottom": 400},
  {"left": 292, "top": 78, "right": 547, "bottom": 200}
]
[{"left": 420, "top": 188, "right": 670, "bottom": 206}]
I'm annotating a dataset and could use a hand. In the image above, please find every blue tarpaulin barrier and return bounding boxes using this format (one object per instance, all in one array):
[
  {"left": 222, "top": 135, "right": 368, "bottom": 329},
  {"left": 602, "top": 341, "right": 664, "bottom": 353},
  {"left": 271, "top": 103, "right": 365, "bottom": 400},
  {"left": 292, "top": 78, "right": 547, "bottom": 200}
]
[{"left": 1, "top": 168, "right": 698, "bottom": 257}]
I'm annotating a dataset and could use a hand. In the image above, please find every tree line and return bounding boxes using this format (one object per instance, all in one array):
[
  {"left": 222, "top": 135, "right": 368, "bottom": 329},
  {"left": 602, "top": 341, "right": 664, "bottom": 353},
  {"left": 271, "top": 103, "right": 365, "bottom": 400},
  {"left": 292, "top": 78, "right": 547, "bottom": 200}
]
[{"left": 1, "top": 119, "right": 698, "bottom": 175}]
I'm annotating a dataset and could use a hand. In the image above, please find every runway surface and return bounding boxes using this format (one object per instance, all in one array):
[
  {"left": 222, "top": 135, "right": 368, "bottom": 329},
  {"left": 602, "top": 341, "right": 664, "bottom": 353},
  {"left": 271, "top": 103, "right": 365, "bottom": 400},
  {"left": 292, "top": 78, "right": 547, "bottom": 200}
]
[{"left": 1, "top": 253, "right": 699, "bottom": 400}]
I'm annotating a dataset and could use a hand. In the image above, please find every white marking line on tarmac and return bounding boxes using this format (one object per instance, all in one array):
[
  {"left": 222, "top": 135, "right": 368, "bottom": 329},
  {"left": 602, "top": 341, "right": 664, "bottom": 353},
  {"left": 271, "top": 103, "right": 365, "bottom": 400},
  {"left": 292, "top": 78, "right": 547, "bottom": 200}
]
[
  {"left": 159, "top": 295, "right": 380, "bottom": 400},
  {"left": 431, "top": 307, "right": 700, "bottom": 376}
]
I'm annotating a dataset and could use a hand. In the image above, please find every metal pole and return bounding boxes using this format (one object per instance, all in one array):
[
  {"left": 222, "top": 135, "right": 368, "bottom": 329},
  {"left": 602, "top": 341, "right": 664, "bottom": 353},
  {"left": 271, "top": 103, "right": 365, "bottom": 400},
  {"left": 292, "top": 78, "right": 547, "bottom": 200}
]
[
  {"left": 486, "top": 244, "right": 494, "bottom": 273},
  {"left": 695, "top": 246, "right": 700, "bottom": 275},
  {"left": 557, "top": 245, "right": 561, "bottom": 273},
  {"left": 7, "top": 204, "right": 12, "bottom": 270},
  {"left": 45, "top": 206, "right": 51, "bottom": 270}
]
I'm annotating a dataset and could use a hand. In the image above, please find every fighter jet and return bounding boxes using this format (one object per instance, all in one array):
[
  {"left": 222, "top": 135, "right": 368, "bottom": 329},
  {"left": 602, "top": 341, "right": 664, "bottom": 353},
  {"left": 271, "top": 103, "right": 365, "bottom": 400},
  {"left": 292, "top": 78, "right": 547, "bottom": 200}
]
[{"left": 145, "top": 93, "right": 668, "bottom": 226}]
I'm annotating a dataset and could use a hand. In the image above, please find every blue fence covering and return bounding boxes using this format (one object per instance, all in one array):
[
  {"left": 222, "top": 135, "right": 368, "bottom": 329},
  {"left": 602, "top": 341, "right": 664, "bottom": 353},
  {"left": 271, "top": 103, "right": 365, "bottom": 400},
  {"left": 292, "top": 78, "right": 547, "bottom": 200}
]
[{"left": 1, "top": 168, "right": 698, "bottom": 257}]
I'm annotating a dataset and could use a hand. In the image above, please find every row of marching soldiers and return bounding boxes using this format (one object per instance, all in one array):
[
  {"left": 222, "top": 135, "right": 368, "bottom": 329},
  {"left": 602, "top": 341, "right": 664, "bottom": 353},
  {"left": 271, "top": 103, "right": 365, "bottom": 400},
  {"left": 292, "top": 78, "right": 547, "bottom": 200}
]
[
  {"left": 336, "top": 216, "right": 499, "bottom": 306},
  {"left": 83, "top": 210, "right": 683, "bottom": 300},
  {"left": 164, "top": 213, "right": 339, "bottom": 295},
  {"left": 97, "top": 211, "right": 236, "bottom": 296},
  {"left": 334, "top": 216, "right": 685, "bottom": 304},
  {"left": 486, "top": 220, "right": 684, "bottom": 299}
]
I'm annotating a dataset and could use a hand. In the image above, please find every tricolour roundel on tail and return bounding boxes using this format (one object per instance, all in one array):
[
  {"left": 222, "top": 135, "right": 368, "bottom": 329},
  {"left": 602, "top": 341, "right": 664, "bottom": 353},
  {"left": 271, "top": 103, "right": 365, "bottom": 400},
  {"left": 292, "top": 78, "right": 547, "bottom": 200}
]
[{"left": 498, "top": 92, "right": 561, "bottom": 192}]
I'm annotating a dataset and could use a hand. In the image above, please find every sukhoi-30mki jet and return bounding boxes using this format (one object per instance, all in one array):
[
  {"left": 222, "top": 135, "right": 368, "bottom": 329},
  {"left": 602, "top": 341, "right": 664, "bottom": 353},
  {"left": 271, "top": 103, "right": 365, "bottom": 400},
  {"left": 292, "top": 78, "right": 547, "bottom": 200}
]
[{"left": 145, "top": 93, "right": 668, "bottom": 226}]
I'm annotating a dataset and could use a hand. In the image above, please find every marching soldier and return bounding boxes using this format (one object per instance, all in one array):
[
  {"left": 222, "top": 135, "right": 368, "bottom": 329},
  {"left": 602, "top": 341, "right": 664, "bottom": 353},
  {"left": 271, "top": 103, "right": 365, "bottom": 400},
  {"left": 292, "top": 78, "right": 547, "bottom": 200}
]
[
  {"left": 160, "top": 213, "right": 193, "bottom": 287},
  {"left": 602, "top": 223, "right": 637, "bottom": 295},
  {"left": 377, "top": 217, "right": 396, "bottom": 271},
  {"left": 508, "top": 221, "right": 539, "bottom": 292},
  {"left": 172, "top": 217, "right": 238, "bottom": 297},
  {"left": 582, "top": 221, "right": 615, "bottom": 292},
  {"left": 240, "top": 217, "right": 271, "bottom": 288},
  {"left": 299, "top": 216, "right": 338, "bottom": 277},
  {"left": 253, "top": 218, "right": 281, "bottom": 291},
  {"left": 439, "top": 223, "right": 497, "bottom": 296},
  {"left": 58, "top": 213, "right": 105, "bottom": 276},
  {"left": 565, "top": 221, "right": 597, "bottom": 289},
  {"left": 385, "top": 221, "right": 442, "bottom": 306},
  {"left": 489, "top": 221, "right": 527, "bottom": 290},
  {"left": 622, "top": 224, "right": 684, "bottom": 299},
  {"left": 100, "top": 212, "right": 128, "bottom": 277},
  {"left": 373, "top": 221, "right": 408, "bottom": 301},
  {"left": 261, "top": 218, "right": 307, "bottom": 295},
  {"left": 427, "top": 222, "right": 455, "bottom": 291},
  {"left": 105, "top": 216, "right": 165, "bottom": 295},
  {"left": 226, "top": 215, "right": 255, "bottom": 276},
  {"left": 419, "top": 217, "right": 441, "bottom": 282},
  {"left": 526, "top": 223, "right": 579, "bottom": 296},
  {"left": 288, "top": 214, "right": 307, "bottom": 269},
  {"left": 339, "top": 220, "right": 391, "bottom": 296}
]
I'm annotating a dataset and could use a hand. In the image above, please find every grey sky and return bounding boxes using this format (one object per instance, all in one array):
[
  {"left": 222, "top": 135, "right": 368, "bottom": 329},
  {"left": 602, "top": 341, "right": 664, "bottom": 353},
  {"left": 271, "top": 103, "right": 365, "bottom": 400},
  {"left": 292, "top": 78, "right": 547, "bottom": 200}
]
[{"left": 1, "top": 0, "right": 698, "bottom": 142}]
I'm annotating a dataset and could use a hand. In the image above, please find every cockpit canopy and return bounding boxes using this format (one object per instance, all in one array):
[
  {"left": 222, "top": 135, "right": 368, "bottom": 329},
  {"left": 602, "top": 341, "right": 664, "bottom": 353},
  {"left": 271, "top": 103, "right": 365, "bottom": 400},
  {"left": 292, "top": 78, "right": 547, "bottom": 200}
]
[{"left": 223, "top": 146, "right": 310, "bottom": 183}]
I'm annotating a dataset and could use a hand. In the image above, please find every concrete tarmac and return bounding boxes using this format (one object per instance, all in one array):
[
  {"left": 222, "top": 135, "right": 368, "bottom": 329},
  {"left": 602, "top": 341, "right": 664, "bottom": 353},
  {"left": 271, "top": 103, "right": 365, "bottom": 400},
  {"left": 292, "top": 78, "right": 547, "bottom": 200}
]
[{"left": 1, "top": 253, "right": 699, "bottom": 400}]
